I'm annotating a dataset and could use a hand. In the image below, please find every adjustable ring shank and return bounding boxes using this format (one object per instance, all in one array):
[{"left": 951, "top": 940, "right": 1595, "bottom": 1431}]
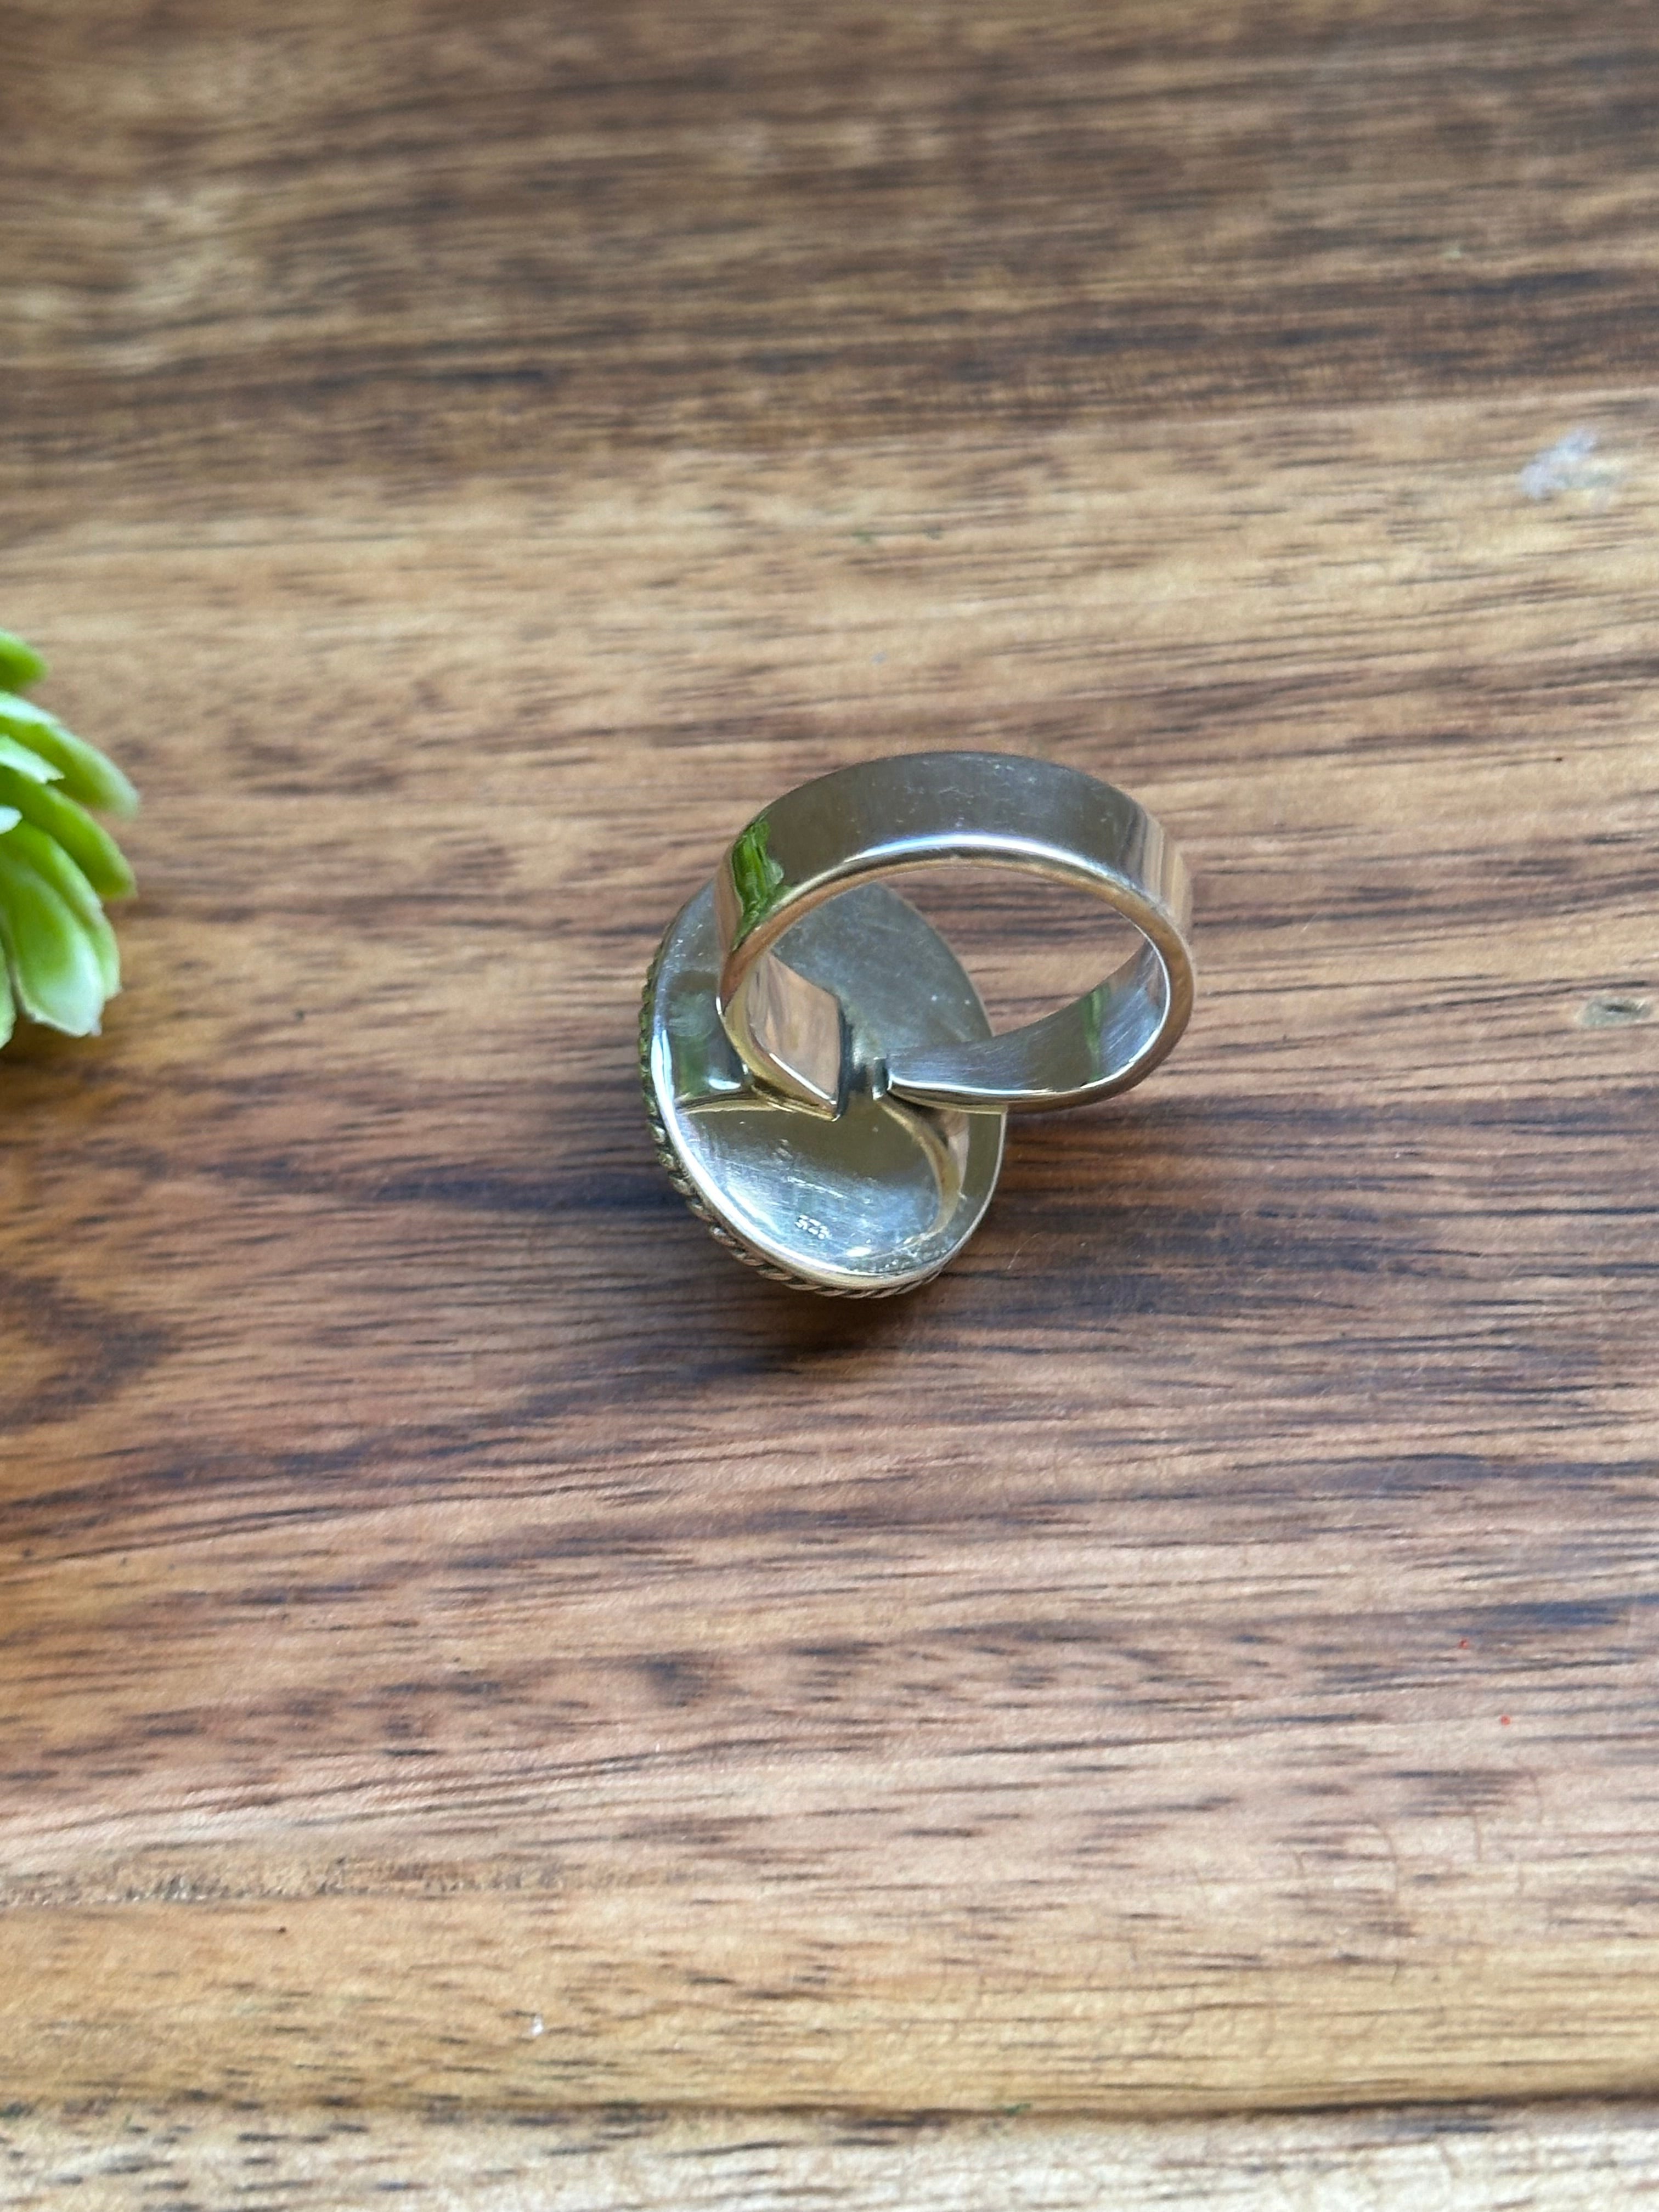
[{"left": 714, "top": 752, "right": 1193, "bottom": 1116}]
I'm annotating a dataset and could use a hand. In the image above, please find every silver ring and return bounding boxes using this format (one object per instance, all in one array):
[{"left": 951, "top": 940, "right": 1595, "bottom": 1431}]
[{"left": 642, "top": 752, "right": 1195, "bottom": 1296}]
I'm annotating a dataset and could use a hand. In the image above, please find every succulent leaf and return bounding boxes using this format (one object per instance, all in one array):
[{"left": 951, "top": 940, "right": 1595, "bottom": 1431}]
[
  {"left": 0, "top": 767, "right": 136, "bottom": 901},
  {"left": 0, "top": 630, "right": 47, "bottom": 691},
  {"left": 0, "top": 840, "right": 108, "bottom": 1035},
  {"left": 0, "top": 695, "right": 138, "bottom": 818},
  {"left": 0, "top": 631, "right": 137, "bottom": 1048},
  {"left": 3, "top": 821, "right": 119, "bottom": 998},
  {"left": 0, "top": 731, "right": 63, "bottom": 783}
]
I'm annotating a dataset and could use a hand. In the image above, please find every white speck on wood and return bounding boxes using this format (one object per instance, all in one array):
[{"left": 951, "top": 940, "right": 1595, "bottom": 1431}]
[{"left": 1519, "top": 428, "right": 1602, "bottom": 500}]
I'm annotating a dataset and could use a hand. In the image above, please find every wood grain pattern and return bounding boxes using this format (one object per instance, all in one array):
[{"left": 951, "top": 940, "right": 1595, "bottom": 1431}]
[
  {"left": 2, "top": 0, "right": 1657, "bottom": 2166},
  {"left": 12, "top": 2100, "right": 1659, "bottom": 2210}
]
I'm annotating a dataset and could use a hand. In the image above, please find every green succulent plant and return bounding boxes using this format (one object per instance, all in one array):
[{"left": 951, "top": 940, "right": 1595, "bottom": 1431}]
[{"left": 0, "top": 628, "right": 138, "bottom": 1047}]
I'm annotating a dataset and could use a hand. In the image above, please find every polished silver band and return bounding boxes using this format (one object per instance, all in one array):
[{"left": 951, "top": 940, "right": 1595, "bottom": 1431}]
[{"left": 713, "top": 752, "right": 1194, "bottom": 1118}]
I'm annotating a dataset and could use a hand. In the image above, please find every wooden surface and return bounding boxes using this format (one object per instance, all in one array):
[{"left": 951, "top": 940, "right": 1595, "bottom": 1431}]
[
  {"left": 11, "top": 2101, "right": 1659, "bottom": 2211},
  {"left": 3, "top": 0, "right": 1658, "bottom": 2193}
]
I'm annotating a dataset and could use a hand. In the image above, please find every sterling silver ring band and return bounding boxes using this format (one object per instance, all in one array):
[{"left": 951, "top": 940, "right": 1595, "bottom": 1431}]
[{"left": 714, "top": 752, "right": 1194, "bottom": 1118}]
